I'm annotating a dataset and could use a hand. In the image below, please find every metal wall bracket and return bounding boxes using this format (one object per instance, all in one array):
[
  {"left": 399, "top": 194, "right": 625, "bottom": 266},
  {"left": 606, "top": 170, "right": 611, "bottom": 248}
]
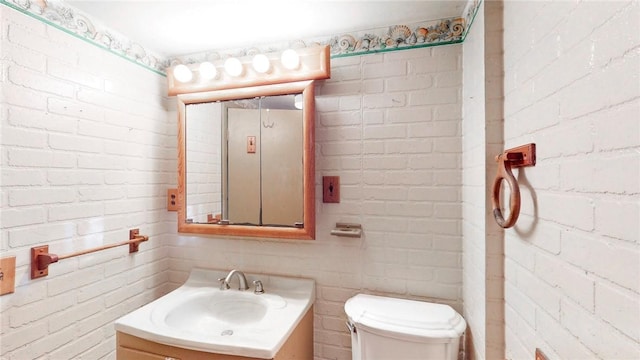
[
  {"left": 492, "top": 143, "right": 537, "bottom": 228},
  {"left": 30, "top": 229, "right": 149, "bottom": 279},
  {"left": 331, "top": 223, "right": 362, "bottom": 238},
  {"left": 31, "top": 245, "right": 51, "bottom": 279},
  {"left": 499, "top": 143, "right": 536, "bottom": 168},
  {"left": 129, "top": 229, "right": 141, "bottom": 253}
]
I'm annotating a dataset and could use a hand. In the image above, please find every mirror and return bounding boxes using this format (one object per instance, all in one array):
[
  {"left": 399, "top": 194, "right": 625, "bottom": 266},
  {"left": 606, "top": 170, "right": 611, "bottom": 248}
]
[
  {"left": 185, "top": 94, "right": 303, "bottom": 226},
  {"left": 177, "top": 81, "right": 316, "bottom": 240}
]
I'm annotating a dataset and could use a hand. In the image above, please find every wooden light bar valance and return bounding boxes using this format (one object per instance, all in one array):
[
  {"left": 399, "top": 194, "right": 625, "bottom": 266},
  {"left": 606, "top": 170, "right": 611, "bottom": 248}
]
[
  {"left": 31, "top": 229, "right": 149, "bottom": 279},
  {"left": 167, "top": 45, "right": 331, "bottom": 96}
]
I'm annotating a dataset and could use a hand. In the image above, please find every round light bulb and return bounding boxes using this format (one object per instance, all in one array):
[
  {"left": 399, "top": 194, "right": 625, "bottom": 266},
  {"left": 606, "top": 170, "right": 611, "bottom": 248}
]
[
  {"left": 280, "top": 49, "right": 300, "bottom": 70},
  {"left": 199, "top": 62, "right": 217, "bottom": 80},
  {"left": 252, "top": 54, "right": 271, "bottom": 73},
  {"left": 224, "top": 57, "right": 244, "bottom": 77},
  {"left": 173, "top": 64, "right": 193, "bottom": 82}
]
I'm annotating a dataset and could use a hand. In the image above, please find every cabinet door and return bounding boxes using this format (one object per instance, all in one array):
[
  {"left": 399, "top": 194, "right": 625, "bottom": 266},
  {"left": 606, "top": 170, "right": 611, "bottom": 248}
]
[
  {"left": 227, "top": 108, "right": 261, "bottom": 224},
  {"left": 119, "top": 346, "right": 180, "bottom": 360},
  {"left": 261, "top": 108, "right": 303, "bottom": 226}
]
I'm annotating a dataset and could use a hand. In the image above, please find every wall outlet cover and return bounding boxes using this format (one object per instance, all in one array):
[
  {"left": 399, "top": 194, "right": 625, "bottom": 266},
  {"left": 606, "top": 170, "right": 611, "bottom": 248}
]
[
  {"left": 167, "top": 189, "right": 179, "bottom": 211},
  {"left": 0, "top": 256, "right": 16, "bottom": 295}
]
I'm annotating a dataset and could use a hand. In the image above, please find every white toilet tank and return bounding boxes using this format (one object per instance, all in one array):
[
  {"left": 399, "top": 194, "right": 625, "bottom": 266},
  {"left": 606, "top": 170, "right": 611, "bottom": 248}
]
[{"left": 345, "top": 294, "right": 466, "bottom": 360}]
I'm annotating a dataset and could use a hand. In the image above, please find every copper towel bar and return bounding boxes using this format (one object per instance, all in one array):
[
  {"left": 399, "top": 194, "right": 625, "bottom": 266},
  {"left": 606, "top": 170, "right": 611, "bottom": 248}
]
[
  {"left": 30, "top": 229, "right": 149, "bottom": 279},
  {"left": 492, "top": 143, "right": 536, "bottom": 229}
]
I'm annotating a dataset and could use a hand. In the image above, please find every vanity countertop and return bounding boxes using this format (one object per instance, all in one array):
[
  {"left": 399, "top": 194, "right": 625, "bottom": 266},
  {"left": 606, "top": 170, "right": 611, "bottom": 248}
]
[{"left": 114, "top": 268, "right": 315, "bottom": 359}]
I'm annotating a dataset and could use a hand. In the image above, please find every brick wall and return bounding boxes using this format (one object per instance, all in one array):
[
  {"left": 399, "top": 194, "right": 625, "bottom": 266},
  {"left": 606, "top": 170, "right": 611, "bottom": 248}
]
[
  {"left": 462, "top": 2, "right": 506, "bottom": 359},
  {"left": 482, "top": 2, "right": 506, "bottom": 358},
  {"left": 1, "top": 6, "right": 465, "bottom": 358},
  {"left": 462, "top": 2, "right": 489, "bottom": 358},
  {"left": 1, "top": 6, "right": 174, "bottom": 359},
  {"left": 169, "top": 46, "right": 464, "bottom": 360},
  {"left": 5, "top": 1, "right": 637, "bottom": 359},
  {"left": 502, "top": 1, "right": 640, "bottom": 359}
]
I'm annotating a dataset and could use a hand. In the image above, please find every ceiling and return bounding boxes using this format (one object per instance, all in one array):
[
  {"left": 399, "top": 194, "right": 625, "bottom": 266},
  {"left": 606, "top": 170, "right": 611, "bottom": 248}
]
[{"left": 64, "top": 0, "right": 468, "bottom": 58}]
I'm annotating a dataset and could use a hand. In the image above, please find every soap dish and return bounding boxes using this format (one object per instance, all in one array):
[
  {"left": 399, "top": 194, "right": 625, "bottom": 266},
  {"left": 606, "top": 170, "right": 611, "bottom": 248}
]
[{"left": 331, "top": 223, "right": 362, "bottom": 238}]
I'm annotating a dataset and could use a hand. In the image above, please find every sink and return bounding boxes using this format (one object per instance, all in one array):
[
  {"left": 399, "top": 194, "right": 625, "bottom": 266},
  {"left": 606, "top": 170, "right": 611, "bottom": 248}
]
[
  {"left": 156, "top": 288, "right": 286, "bottom": 330},
  {"left": 115, "top": 268, "right": 315, "bottom": 359}
]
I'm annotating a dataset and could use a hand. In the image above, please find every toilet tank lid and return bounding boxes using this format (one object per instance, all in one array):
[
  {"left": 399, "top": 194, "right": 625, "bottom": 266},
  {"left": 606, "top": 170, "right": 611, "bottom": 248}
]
[{"left": 344, "top": 294, "right": 466, "bottom": 339}]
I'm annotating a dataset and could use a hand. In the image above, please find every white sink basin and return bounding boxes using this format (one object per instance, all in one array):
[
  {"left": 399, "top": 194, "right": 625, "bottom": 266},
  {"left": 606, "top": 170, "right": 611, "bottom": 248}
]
[
  {"left": 156, "top": 288, "right": 286, "bottom": 330},
  {"left": 115, "top": 268, "right": 315, "bottom": 359}
]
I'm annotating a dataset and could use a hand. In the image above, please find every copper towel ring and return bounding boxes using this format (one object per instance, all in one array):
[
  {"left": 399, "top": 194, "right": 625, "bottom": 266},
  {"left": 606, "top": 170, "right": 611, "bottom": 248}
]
[{"left": 492, "top": 144, "right": 536, "bottom": 229}]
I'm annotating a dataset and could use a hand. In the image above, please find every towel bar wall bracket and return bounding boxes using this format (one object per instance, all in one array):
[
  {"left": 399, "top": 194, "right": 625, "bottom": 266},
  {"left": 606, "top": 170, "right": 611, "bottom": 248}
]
[
  {"left": 497, "top": 143, "right": 536, "bottom": 169},
  {"left": 30, "top": 229, "right": 149, "bottom": 279},
  {"left": 492, "top": 143, "right": 536, "bottom": 229}
]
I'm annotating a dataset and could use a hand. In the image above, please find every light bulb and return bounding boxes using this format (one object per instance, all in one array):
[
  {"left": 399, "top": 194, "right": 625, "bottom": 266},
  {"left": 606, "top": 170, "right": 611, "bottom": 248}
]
[
  {"left": 281, "top": 49, "right": 300, "bottom": 70},
  {"left": 199, "top": 62, "right": 217, "bottom": 80},
  {"left": 252, "top": 54, "right": 271, "bottom": 73},
  {"left": 173, "top": 64, "right": 193, "bottom": 82},
  {"left": 224, "top": 57, "right": 244, "bottom": 77}
]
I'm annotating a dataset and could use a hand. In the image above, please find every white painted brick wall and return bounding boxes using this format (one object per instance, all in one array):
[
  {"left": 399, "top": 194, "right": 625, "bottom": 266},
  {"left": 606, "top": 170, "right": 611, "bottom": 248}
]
[
  {"left": 2, "top": 11, "right": 464, "bottom": 360},
  {"left": 482, "top": 4, "right": 506, "bottom": 358},
  {"left": 12, "top": 2, "right": 630, "bottom": 359},
  {"left": 503, "top": 1, "right": 640, "bottom": 359},
  {"left": 170, "top": 45, "right": 463, "bottom": 360},
  {"left": 1, "top": 5, "right": 174, "bottom": 359},
  {"left": 462, "top": 2, "right": 506, "bottom": 358}
]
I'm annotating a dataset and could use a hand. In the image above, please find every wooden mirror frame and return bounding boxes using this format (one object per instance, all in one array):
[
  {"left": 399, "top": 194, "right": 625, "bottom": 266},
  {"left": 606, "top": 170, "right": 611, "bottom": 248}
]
[{"left": 177, "top": 80, "right": 316, "bottom": 240}]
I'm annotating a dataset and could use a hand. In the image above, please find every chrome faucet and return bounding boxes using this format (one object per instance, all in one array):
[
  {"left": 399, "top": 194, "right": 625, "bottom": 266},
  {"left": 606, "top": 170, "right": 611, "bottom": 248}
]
[{"left": 220, "top": 269, "right": 249, "bottom": 291}]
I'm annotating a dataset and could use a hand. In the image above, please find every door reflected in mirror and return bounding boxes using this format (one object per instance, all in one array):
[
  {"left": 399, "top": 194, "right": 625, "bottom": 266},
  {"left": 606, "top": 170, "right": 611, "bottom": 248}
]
[
  {"left": 177, "top": 80, "right": 316, "bottom": 240},
  {"left": 185, "top": 95, "right": 303, "bottom": 227},
  {"left": 184, "top": 102, "right": 223, "bottom": 223}
]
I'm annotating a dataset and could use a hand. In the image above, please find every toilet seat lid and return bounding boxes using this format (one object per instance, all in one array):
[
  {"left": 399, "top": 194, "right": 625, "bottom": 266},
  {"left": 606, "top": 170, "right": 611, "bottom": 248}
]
[{"left": 344, "top": 294, "right": 466, "bottom": 339}]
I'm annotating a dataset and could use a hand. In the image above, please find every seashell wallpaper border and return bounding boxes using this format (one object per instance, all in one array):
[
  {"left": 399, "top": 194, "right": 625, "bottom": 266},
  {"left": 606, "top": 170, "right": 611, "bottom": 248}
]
[
  {"left": 0, "top": 0, "right": 170, "bottom": 75},
  {"left": 1, "top": 0, "right": 481, "bottom": 76}
]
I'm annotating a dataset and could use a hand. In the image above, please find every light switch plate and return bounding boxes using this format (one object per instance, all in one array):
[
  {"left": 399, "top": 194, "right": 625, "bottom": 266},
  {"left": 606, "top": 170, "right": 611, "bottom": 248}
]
[
  {"left": 0, "top": 256, "right": 16, "bottom": 295},
  {"left": 247, "top": 136, "right": 256, "bottom": 153},
  {"left": 323, "top": 176, "right": 340, "bottom": 203}
]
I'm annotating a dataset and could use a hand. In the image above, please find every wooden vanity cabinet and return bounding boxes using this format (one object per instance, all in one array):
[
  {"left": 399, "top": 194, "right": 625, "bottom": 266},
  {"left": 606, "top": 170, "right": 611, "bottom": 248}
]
[{"left": 116, "top": 306, "right": 313, "bottom": 360}]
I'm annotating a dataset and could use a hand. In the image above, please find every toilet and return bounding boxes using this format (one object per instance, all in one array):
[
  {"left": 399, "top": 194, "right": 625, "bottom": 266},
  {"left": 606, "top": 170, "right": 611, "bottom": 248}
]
[{"left": 345, "top": 294, "right": 466, "bottom": 360}]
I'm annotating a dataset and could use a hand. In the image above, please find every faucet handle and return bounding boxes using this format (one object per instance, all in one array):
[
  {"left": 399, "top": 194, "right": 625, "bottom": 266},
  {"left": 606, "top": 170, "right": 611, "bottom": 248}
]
[
  {"left": 218, "top": 277, "right": 230, "bottom": 290},
  {"left": 253, "top": 280, "right": 264, "bottom": 294}
]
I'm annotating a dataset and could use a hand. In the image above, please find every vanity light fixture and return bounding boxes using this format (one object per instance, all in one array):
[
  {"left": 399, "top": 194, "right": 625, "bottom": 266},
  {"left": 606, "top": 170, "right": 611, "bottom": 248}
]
[
  {"left": 166, "top": 45, "right": 330, "bottom": 96},
  {"left": 173, "top": 64, "right": 193, "bottom": 82},
  {"left": 280, "top": 49, "right": 300, "bottom": 70},
  {"left": 224, "top": 57, "right": 244, "bottom": 77},
  {"left": 252, "top": 54, "right": 271, "bottom": 74},
  {"left": 199, "top": 61, "right": 217, "bottom": 80}
]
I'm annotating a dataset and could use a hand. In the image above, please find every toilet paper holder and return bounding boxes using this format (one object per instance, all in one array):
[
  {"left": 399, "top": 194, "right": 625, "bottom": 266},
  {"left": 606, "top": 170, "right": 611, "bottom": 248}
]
[{"left": 492, "top": 143, "right": 536, "bottom": 229}]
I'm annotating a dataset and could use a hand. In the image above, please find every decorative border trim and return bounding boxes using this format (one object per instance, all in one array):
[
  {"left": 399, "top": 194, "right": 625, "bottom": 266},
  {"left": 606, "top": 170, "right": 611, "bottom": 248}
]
[
  {"left": 172, "top": 15, "right": 470, "bottom": 66},
  {"left": 170, "top": 1, "right": 482, "bottom": 66},
  {"left": 326, "top": 17, "right": 466, "bottom": 57},
  {"left": 0, "top": 0, "right": 169, "bottom": 75},
  {"left": 2, "top": 0, "right": 482, "bottom": 76},
  {"left": 462, "top": 0, "right": 482, "bottom": 41}
]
